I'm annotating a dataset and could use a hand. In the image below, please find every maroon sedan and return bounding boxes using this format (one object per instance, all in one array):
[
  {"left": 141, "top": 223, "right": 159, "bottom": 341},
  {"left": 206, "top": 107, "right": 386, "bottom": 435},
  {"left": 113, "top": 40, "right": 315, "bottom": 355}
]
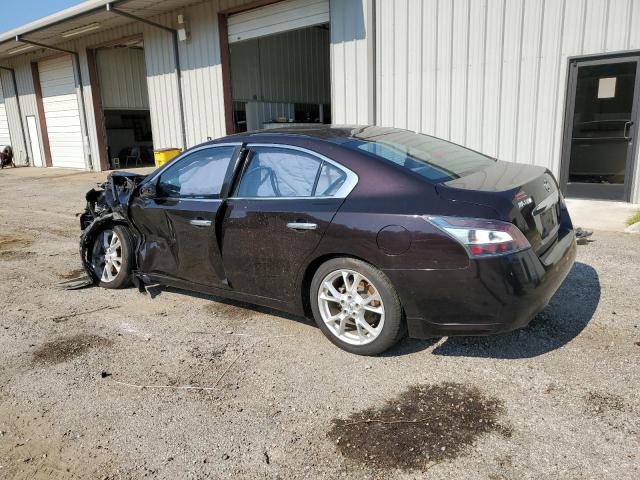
[{"left": 79, "top": 126, "right": 576, "bottom": 355}]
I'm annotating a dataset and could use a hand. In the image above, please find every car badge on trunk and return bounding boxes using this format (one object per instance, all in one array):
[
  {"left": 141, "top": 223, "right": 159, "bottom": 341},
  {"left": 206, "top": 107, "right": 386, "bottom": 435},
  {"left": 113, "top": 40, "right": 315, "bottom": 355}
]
[{"left": 543, "top": 179, "right": 552, "bottom": 192}]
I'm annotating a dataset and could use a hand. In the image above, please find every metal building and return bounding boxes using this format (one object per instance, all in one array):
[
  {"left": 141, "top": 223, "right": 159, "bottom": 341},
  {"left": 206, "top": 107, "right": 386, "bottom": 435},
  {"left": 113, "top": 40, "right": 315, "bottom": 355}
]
[{"left": 0, "top": 0, "right": 639, "bottom": 203}]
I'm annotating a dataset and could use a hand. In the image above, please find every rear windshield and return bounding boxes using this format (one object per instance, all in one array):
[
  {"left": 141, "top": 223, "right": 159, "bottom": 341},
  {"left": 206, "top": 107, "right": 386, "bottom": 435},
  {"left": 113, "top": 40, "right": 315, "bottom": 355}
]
[{"left": 342, "top": 128, "right": 495, "bottom": 182}]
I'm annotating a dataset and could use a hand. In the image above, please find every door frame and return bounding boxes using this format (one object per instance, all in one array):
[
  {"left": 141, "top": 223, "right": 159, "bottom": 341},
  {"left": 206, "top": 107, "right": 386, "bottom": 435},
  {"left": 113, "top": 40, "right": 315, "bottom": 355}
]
[{"left": 560, "top": 53, "right": 640, "bottom": 202}]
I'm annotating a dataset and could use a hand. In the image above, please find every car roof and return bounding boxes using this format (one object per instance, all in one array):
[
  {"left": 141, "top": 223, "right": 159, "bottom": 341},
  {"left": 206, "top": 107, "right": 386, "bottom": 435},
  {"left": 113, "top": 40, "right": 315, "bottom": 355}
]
[{"left": 209, "top": 125, "right": 409, "bottom": 146}]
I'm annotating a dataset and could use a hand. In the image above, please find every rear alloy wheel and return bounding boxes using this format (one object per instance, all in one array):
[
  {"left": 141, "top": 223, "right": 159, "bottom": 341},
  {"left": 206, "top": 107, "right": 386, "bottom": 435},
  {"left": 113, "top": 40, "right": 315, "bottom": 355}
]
[
  {"left": 311, "top": 258, "right": 405, "bottom": 355},
  {"left": 90, "top": 225, "right": 132, "bottom": 289}
]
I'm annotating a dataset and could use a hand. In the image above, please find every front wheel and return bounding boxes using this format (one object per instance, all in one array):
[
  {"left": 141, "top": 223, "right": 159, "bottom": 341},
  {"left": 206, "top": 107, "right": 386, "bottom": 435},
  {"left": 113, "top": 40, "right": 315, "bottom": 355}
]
[
  {"left": 90, "top": 225, "right": 133, "bottom": 289},
  {"left": 310, "top": 258, "right": 405, "bottom": 355}
]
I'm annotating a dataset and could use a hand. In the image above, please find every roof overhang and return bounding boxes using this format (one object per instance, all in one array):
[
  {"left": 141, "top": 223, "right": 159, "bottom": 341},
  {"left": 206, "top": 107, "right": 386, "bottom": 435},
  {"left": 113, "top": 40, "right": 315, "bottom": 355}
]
[{"left": 0, "top": 0, "right": 203, "bottom": 60}]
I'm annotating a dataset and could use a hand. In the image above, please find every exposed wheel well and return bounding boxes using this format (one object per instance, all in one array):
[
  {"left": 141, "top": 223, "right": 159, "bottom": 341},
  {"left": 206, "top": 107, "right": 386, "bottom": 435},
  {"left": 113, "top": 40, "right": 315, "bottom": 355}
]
[{"left": 300, "top": 253, "right": 375, "bottom": 319}]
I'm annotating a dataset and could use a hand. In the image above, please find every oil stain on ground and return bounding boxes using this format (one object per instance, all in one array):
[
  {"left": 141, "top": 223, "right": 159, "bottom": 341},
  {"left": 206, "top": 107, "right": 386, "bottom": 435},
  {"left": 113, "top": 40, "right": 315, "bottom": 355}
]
[
  {"left": 33, "top": 334, "right": 113, "bottom": 365},
  {"left": 584, "top": 391, "right": 626, "bottom": 416},
  {"left": 328, "top": 382, "right": 511, "bottom": 472}
]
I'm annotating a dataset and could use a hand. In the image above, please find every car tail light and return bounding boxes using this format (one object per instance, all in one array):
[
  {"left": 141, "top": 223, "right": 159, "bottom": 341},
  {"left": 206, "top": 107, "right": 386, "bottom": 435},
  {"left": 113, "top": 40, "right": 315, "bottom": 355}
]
[{"left": 424, "top": 216, "right": 531, "bottom": 258}]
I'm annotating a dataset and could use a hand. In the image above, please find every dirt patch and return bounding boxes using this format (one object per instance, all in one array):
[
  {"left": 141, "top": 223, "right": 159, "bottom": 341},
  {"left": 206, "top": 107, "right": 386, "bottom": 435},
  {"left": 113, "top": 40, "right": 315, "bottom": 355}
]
[
  {"left": 203, "top": 301, "right": 251, "bottom": 318},
  {"left": 32, "top": 334, "right": 113, "bottom": 365},
  {"left": 0, "top": 250, "right": 36, "bottom": 260},
  {"left": 584, "top": 391, "right": 626, "bottom": 416},
  {"left": 58, "top": 268, "right": 87, "bottom": 280},
  {"left": 328, "top": 382, "right": 510, "bottom": 472},
  {"left": 51, "top": 227, "right": 79, "bottom": 239},
  {"left": 0, "top": 233, "right": 33, "bottom": 252}
]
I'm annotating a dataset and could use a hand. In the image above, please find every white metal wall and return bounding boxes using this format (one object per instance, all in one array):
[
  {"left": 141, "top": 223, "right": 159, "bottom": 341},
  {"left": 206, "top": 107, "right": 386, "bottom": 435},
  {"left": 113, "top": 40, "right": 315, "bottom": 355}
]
[
  {"left": 0, "top": 80, "right": 11, "bottom": 146},
  {"left": 96, "top": 47, "right": 150, "bottom": 110},
  {"left": 376, "top": 0, "right": 640, "bottom": 202},
  {"left": 330, "top": 0, "right": 373, "bottom": 125},
  {"left": 0, "top": 0, "right": 373, "bottom": 171}
]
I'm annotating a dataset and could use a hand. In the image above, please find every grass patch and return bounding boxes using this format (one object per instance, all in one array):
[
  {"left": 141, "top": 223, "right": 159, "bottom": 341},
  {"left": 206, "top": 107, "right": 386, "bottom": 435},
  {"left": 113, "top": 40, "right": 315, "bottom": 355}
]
[{"left": 626, "top": 211, "right": 640, "bottom": 226}]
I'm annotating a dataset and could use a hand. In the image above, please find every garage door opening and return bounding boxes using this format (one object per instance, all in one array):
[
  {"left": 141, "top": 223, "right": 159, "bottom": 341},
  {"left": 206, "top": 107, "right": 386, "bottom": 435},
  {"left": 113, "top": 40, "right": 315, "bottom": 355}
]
[
  {"left": 95, "top": 39, "right": 154, "bottom": 168},
  {"left": 227, "top": 0, "right": 331, "bottom": 133}
]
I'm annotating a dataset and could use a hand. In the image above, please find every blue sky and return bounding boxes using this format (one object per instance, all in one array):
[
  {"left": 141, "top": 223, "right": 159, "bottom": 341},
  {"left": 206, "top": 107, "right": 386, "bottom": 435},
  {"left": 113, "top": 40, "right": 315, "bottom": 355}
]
[{"left": 1, "top": 0, "right": 85, "bottom": 32}]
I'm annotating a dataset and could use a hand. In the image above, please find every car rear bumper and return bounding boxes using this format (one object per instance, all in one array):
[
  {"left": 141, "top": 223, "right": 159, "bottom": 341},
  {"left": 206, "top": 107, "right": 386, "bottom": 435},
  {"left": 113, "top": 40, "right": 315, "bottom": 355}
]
[{"left": 384, "top": 228, "right": 577, "bottom": 339}]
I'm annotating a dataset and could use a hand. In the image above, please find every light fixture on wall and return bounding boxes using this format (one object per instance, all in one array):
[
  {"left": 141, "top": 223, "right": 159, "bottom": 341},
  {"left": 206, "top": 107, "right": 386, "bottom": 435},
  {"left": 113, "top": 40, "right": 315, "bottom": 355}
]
[
  {"left": 177, "top": 14, "right": 189, "bottom": 42},
  {"left": 61, "top": 22, "right": 101, "bottom": 38},
  {"left": 8, "top": 44, "right": 35, "bottom": 55}
]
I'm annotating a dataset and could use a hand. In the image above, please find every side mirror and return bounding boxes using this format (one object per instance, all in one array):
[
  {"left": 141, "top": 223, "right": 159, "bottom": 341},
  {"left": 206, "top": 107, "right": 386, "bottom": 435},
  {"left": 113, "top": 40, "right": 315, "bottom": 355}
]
[{"left": 139, "top": 183, "right": 157, "bottom": 199}]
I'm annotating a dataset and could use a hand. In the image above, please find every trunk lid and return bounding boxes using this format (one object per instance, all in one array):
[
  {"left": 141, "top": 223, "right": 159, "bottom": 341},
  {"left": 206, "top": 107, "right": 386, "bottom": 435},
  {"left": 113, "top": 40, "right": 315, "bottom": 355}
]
[{"left": 436, "top": 160, "right": 561, "bottom": 256}]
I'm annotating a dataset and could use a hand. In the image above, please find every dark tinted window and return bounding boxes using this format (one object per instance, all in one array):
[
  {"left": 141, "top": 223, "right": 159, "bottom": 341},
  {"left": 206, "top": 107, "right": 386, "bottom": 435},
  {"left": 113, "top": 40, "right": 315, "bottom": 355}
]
[
  {"left": 236, "top": 147, "right": 322, "bottom": 197},
  {"left": 158, "top": 147, "right": 235, "bottom": 199},
  {"left": 342, "top": 128, "right": 495, "bottom": 182}
]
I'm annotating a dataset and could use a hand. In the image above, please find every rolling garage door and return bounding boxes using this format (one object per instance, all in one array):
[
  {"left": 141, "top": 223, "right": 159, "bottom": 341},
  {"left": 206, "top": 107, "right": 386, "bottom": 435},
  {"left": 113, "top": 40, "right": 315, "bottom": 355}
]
[
  {"left": 228, "top": 0, "right": 329, "bottom": 43},
  {"left": 0, "top": 81, "right": 11, "bottom": 147},
  {"left": 38, "top": 56, "right": 85, "bottom": 169}
]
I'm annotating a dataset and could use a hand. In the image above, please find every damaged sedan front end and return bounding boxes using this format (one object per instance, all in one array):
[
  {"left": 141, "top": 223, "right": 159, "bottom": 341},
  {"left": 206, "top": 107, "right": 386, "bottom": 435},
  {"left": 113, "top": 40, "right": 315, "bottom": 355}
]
[{"left": 78, "top": 172, "right": 146, "bottom": 287}]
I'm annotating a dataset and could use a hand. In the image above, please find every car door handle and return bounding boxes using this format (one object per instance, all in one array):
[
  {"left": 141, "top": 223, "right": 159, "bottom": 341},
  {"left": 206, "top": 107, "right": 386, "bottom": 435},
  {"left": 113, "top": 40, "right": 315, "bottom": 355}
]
[
  {"left": 287, "top": 222, "right": 318, "bottom": 231},
  {"left": 190, "top": 219, "right": 212, "bottom": 227}
]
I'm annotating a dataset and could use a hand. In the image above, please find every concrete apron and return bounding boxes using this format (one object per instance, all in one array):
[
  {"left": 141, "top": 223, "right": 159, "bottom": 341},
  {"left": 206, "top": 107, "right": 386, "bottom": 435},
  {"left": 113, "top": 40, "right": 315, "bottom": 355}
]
[{"left": 565, "top": 198, "right": 640, "bottom": 233}]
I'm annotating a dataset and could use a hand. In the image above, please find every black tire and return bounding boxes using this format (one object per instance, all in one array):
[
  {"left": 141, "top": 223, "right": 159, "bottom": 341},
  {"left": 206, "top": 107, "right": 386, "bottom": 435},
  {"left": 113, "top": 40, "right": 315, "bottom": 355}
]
[
  {"left": 310, "top": 257, "right": 405, "bottom": 355},
  {"left": 90, "top": 224, "right": 133, "bottom": 289}
]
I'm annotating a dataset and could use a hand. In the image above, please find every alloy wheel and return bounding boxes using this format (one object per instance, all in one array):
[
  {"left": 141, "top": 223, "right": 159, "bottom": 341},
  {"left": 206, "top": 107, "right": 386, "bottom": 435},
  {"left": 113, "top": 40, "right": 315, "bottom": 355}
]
[
  {"left": 91, "top": 229, "right": 123, "bottom": 283},
  {"left": 317, "top": 269, "right": 385, "bottom": 345}
]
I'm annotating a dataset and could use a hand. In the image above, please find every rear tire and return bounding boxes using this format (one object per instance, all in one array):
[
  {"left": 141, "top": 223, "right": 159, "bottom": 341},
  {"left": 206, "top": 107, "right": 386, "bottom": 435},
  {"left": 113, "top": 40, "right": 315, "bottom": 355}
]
[
  {"left": 90, "top": 225, "right": 133, "bottom": 289},
  {"left": 310, "top": 257, "right": 405, "bottom": 355}
]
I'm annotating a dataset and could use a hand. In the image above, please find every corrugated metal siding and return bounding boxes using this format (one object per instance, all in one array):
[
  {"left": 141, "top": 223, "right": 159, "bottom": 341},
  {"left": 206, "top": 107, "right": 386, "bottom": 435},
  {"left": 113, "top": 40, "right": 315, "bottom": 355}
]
[
  {"left": 3, "top": 21, "right": 145, "bottom": 169},
  {"left": 230, "top": 26, "right": 330, "bottom": 104},
  {"left": 228, "top": 0, "right": 329, "bottom": 43},
  {"left": 2, "top": 0, "right": 371, "bottom": 169},
  {"left": 143, "top": 13, "right": 183, "bottom": 150},
  {"left": 96, "top": 47, "right": 150, "bottom": 109},
  {"left": 3, "top": 57, "right": 42, "bottom": 166},
  {"left": 0, "top": 79, "right": 11, "bottom": 146},
  {"left": 178, "top": 0, "right": 256, "bottom": 147},
  {"left": 376, "top": 0, "right": 640, "bottom": 202},
  {"left": 330, "top": 0, "right": 372, "bottom": 124}
]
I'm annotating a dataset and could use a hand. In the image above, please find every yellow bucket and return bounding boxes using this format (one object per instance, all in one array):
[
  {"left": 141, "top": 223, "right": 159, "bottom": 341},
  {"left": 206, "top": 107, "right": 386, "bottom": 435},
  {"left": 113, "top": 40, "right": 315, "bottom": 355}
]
[{"left": 154, "top": 148, "right": 181, "bottom": 168}]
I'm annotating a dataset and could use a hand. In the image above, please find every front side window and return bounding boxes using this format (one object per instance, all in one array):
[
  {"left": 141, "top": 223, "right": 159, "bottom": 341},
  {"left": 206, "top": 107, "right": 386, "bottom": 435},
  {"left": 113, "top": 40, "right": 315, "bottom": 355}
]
[
  {"left": 157, "top": 146, "right": 235, "bottom": 199},
  {"left": 236, "top": 147, "right": 322, "bottom": 198}
]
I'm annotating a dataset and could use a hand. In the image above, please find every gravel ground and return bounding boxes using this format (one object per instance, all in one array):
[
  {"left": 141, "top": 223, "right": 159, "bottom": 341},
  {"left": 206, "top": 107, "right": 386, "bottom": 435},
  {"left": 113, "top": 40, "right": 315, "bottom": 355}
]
[{"left": 0, "top": 166, "right": 639, "bottom": 479}]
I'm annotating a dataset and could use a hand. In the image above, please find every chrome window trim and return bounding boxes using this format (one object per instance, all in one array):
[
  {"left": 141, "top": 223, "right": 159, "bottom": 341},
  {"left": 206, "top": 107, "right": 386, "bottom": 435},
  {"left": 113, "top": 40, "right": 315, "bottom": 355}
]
[{"left": 233, "top": 143, "right": 359, "bottom": 200}]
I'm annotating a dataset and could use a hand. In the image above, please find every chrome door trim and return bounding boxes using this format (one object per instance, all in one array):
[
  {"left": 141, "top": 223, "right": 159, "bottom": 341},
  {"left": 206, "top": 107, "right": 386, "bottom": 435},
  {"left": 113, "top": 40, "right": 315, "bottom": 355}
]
[
  {"left": 286, "top": 222, "right": 318, "bottom": 231},
  {"left": 190, "top": 219, "right": 213, "bottom": 227}
]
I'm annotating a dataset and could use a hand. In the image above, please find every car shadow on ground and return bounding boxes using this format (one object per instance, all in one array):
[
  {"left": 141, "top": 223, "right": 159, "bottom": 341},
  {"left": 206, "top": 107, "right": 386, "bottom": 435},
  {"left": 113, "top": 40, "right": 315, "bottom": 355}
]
[
  {"left": 412, "top": 261, "right": 600, "bottom": 359},
  {"left": 147, "top": 262, "right": 598, "bottom": 360},
  {"left": 151, "top": 285, "right": 315, "bottom": 325}
]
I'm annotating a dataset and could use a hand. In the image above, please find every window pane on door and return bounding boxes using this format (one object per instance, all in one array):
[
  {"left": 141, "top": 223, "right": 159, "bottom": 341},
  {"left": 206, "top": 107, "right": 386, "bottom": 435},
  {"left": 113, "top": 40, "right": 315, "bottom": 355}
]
[
  {"left": 315, "top": 162, "right": 347, "bottom": 196},
  {"left": 158, "top": 146, "right": 235, "bottom": 198},
  {"left": 236, "top": 147, "right": 321, "bottom": 197}
]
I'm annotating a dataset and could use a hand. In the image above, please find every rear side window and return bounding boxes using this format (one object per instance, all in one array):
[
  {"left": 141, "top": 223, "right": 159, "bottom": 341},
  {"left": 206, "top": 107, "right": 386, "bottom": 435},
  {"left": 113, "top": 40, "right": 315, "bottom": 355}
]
[
  {"left": 315, "top": 162, "right": 347, "bottom": 196},
  {"left": 157, "top": 146, "right": 235, "bottom": 199},
  {"left": 342, "top": 127, "right": 495, "bottom": 182},
  {"left": 236, "top": 147, "right": 322, "bottom": 197}
]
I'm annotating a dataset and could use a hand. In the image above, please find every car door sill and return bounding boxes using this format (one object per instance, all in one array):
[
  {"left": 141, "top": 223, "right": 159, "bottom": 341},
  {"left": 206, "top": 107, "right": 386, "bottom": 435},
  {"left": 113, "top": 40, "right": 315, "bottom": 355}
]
[{"left": 142, "top": 273, "right": 296, "bottom": 314}]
